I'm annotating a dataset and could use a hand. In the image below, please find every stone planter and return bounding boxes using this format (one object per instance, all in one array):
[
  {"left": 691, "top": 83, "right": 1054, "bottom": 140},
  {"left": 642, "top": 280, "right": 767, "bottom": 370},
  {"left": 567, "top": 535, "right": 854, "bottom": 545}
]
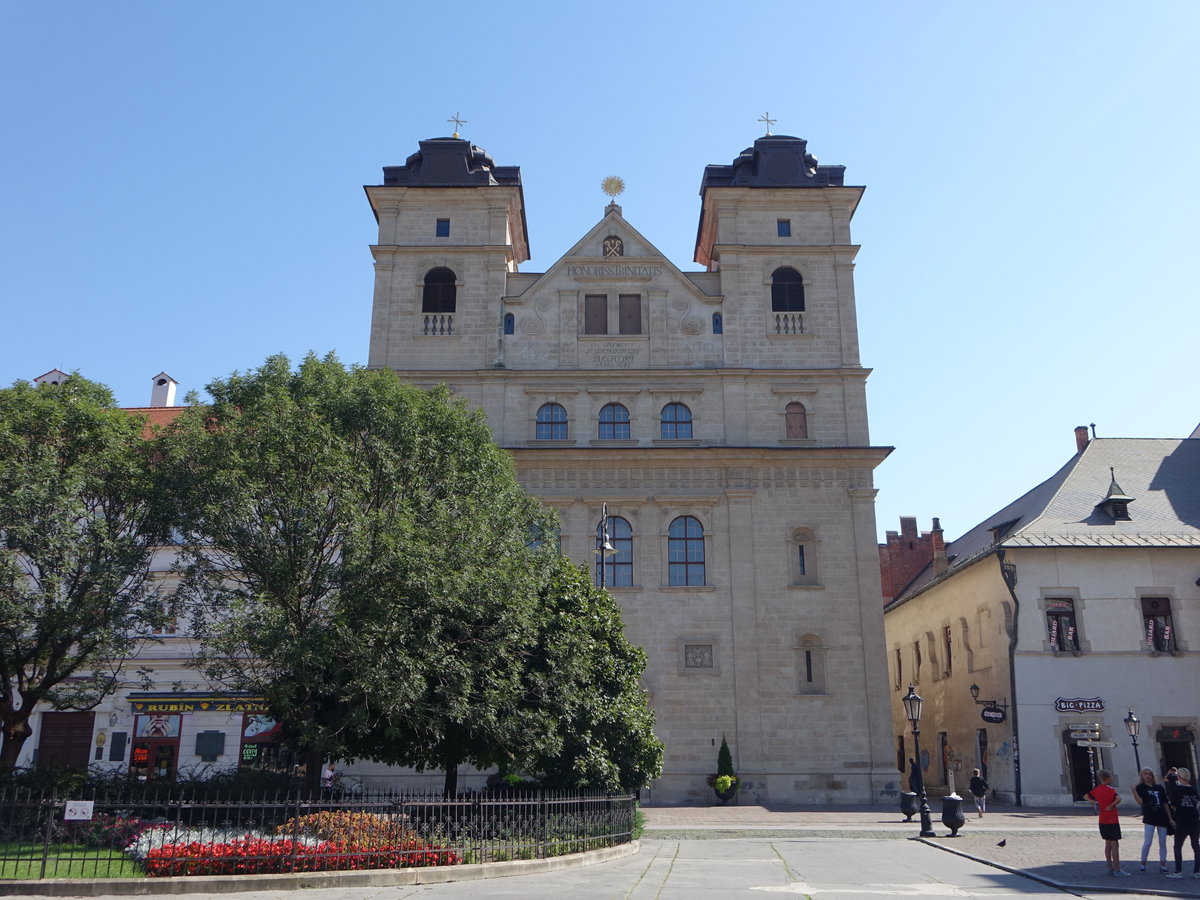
[
  {"left": 900, "top": 791, "right": 919, "bottom": 822},
  {"left": 714, "top": 784, "right": 737, "bottom": 804}
]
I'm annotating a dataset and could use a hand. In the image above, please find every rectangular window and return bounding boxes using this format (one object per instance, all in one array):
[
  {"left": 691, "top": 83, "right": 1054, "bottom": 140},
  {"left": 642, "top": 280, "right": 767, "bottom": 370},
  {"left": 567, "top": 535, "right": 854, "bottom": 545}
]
[
  {"left": 1142, "top": 597, "right": 1175, "bottom": 652},
  {"left": 618, "top": 294, "right": 642, "bottom": 334},
  {"left": 797, "top": 545, "right": 806, "bottom": 576},
  {"left": 913, "top": 640, "right": 922, "bottom": 682},
  {"left": 1045, "top": 597, "right": 1079, "bottom": 651},
  {"left": 943, "top": 625, "right": 953, "bottom": 675},
  {"left": 435, "top": 218, "right": 450, "bottom": 237},
  {"left": 804, "top": 650, "right": 814, "bottom": 683},
  {"left": 894, "top": 648, "right": 902, "bottom": 690},
  {"left": 584, "top": 294, "right": 607, "bottom": 334},
  {"left": 777, "top": 219, "right": 791, "bottom": 237}
]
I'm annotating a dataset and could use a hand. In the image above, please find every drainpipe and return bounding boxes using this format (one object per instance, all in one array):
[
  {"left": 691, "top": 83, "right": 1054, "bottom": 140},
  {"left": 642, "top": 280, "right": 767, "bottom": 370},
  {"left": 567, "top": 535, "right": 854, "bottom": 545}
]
[{"left": 996, "top": 548, "right": 1022, "bottom": 806}]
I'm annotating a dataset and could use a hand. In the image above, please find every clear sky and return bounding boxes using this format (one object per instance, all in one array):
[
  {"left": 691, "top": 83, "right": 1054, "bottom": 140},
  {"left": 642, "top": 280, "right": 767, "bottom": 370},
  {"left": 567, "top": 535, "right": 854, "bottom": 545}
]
[{"left": 3, "top": 1, "right": 1197, "bottom": 543}]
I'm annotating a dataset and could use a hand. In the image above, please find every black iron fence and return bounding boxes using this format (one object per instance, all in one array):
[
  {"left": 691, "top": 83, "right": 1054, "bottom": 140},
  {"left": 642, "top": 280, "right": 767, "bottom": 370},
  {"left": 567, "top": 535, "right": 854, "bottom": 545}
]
[{"left": 0, "top": 787, "right": 634, "bottom": 880}]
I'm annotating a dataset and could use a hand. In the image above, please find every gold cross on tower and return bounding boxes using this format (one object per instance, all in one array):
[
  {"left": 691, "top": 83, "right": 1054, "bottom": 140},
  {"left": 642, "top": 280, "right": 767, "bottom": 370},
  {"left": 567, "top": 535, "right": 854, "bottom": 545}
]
[
  {"left": 758, "top": 112, "right": 776, "bottom": 136},
  {"left": 447, "top": 112, "right": 467, "bottom": 139}
]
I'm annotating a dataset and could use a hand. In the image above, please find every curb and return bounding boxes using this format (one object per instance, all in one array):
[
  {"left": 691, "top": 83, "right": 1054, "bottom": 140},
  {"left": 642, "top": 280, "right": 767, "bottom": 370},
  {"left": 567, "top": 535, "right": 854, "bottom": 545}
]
[
  {"left": 0, "top": 841, "right": 639, "bottom": 896},
  {"left": 918, "top": 838, "right": 1200, "bottom": 899}
]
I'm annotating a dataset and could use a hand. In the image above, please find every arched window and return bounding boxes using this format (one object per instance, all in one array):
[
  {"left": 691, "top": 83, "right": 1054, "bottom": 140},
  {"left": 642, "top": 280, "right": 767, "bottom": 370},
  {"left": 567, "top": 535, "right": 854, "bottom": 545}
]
[
  {"left": 791, "top": 527, "right": 819, "bottom": 586},
  {"left": 535, "top": 403, "right": 568, "bottom": 440},
  {"left": 771, "top": 267, "right": 805, "bottom": 311},
  {"left": 668, "top": 516, "right": 705, "bottom": 586},
  {"left": 598, "top": 403, "right": 630, "bottom": 440},
  {"left": 796, "top": 634, "right": 827, "bottom": 695},
  {"left": 595, "top": 516, "right": 633, "bottom": 587},
  {"left": 660, "top": 403, "right": 693, "bottom": 440},
  {"left": 785, "top": 402, "right": 808, "bottom": 439},
  {"left": 422, "top": 267, "right": 457, "bottom": 313},
  {"left": 503, "top": 313, "right": 515, "bottom": 335},
  {"left": 712, "top": 312, "right": 723, "bottom": 334}
]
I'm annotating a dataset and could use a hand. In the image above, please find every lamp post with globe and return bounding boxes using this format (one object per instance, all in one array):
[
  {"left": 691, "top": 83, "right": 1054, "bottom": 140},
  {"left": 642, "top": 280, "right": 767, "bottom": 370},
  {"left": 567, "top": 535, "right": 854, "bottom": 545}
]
[{"left": 902, "top": 684, "right": 936, "bottom": 837}]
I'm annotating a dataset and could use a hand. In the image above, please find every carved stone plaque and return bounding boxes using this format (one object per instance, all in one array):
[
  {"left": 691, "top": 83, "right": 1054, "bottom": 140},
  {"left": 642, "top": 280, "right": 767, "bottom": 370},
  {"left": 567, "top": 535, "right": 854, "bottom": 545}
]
[{"left": 684, "top": 644, "right": 714, "bottom": 669}]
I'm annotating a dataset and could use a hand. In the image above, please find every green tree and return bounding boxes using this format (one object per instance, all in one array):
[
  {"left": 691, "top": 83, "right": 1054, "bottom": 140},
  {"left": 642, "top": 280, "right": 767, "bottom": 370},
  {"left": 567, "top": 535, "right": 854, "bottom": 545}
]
[
  {"left": 163, "top": 353, "right": 556, "bottom": 795},
  {"left": 0, "top": 376, "right": 170, "bottom": 772},
  {"left": 518, "top": 555, "right": 663, "bottom": 791}
]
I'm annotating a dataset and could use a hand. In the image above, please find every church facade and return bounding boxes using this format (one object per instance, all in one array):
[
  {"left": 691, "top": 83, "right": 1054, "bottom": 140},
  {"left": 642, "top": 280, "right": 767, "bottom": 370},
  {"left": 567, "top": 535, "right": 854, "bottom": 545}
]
[{"left": 364, "top": 133, "right": 896, "bottom": 804}]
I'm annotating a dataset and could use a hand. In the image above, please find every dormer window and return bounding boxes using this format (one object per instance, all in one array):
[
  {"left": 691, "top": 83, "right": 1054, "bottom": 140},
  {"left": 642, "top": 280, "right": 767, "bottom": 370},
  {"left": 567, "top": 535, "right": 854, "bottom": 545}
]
[
  {"left": 1096, "top": 467, "right": 1134, "bottom": 520},
  {"left": 603, "top": 236, "right": 624, "bottom": 258}
]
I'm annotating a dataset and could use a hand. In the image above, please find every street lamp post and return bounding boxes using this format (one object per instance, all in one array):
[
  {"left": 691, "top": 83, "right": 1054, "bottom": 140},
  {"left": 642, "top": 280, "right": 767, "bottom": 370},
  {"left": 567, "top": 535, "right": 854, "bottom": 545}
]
[
  {"left": 902, "top": 684, "right": 936, "bottom": 837},
  {"left": 1124, "top": 708, "right": 1142, "bottom": 773},
  {"left": 593, "top": 502, "right": 617, "bottom": 589}
]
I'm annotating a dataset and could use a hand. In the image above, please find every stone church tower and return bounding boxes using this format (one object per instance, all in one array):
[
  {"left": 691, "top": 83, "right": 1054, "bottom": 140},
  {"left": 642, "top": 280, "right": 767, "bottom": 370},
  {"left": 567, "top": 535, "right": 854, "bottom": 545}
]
[{"left": 365, "top": 133, "right": 895, "bottom": 803}]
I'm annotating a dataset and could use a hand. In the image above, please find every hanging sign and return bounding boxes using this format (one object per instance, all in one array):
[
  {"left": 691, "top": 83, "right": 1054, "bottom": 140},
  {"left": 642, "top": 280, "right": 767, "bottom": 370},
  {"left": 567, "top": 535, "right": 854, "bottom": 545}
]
[
  {"left": 1070, "top": 730, "right": 1101, "bottom": 740},
  {"left": 981, "top": 707, "right": 1006, "bottom": 724},
  {"left": 1055, "top": 697, "right": 1104, "bottom": 712},
  {"left": 1077, "top": 740, "right": 1117, "bottom": 749}
]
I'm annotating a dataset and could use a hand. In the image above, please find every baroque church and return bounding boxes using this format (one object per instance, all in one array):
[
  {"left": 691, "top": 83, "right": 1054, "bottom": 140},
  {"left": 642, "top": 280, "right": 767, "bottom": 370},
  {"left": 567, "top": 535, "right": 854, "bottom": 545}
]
[{"left": 363, "top": 132, "right": 896, "bottom": 804}]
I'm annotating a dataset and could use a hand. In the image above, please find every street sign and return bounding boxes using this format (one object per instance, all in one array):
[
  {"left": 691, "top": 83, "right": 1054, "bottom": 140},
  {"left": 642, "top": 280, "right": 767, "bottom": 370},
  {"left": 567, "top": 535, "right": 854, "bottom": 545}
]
[
  {"left": 981, "top": 707, "right": 1006, "bottom": 724},
  {"left": 1070, "top": 730, "right": 1101, "bottom": 739},
  {"left": 1076, "top": 740, "right": 1117, "bottom": 749}
]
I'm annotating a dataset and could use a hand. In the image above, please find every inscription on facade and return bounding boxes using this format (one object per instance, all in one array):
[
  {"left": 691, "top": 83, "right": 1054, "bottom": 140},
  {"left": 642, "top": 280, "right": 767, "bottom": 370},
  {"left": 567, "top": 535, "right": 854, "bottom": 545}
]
[
  {"left": 684, "top": 645, "right": 714, "bottom": 669},
  {"left": 582, "top": 341, "right": 646, "bottom": 369},
  {"left": 567, "top": 265, "right": 663, "bottom": 278}
]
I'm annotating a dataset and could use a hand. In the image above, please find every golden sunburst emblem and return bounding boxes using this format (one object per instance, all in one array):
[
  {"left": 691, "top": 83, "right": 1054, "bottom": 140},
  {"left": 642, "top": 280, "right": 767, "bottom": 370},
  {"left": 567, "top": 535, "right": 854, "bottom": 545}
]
[{"left": 601, "top": 176, "right": 625, "bottom": 198}]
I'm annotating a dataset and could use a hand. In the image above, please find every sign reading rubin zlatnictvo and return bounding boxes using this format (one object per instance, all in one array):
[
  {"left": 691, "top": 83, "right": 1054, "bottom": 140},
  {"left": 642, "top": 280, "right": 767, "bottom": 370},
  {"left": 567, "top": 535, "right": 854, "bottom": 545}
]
[{"left": 1055, "top": 697, "right": 1104, "bottom": 712}]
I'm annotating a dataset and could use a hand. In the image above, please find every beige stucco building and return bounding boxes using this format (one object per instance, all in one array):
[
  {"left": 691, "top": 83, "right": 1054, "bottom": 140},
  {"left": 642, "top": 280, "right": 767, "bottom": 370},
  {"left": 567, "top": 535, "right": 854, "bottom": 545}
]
[
  {"left": 884, "top": 429, "right": 1200, "bottom": 807},
  {"left": 363, "top": 133, "right": 896, "bottom": 803}
]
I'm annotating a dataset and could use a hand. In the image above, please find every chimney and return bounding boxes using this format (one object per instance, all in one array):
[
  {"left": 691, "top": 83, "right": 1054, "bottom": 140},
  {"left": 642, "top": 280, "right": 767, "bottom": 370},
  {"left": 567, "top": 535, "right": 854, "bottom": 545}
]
[
  {"left": 931, "top": 517, "right": 948, "bottom": 576},
  {"left": 1074, "top": 425, "right": 1089, "bottom": 454},
  {"left": 150, "top": 372, "right": 178, "bottom": 408}
]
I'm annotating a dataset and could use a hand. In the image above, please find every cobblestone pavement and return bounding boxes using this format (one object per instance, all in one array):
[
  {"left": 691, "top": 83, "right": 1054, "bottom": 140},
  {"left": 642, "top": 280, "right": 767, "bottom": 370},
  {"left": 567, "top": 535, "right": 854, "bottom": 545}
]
[{"left": 644, "top": 801, "right": 1200, "bottom": 896}]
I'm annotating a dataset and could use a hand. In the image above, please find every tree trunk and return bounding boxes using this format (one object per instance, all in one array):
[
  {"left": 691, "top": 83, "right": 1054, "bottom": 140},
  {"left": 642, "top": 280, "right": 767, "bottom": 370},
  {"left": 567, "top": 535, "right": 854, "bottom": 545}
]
[
  {"left": 443, "top": 760, "right": 459, "bottom": 798},
  {"left": 304, "top": 748, "right": 324, "bottom": 799},
  {"left": 0, "top": 717, "right": 33, "bottom": 774}
]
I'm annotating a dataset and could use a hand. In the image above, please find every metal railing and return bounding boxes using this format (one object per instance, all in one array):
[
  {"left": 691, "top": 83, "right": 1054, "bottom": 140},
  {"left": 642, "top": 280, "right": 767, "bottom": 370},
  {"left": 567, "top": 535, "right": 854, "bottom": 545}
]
[{"left": 0, "top": 787, "right": 634, "bottom": 880}]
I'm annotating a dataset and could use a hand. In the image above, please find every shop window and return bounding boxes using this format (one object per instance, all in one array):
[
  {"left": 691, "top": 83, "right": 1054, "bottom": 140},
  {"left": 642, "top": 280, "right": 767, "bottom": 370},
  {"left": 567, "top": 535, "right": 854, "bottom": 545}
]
[
  {"left": 1142, "top": 597, "right": 1176, "bottom": 652},
  {"left": 595, "top": 516, "right": 633, "bottom": 587},
  {"left": 668, "top": 516, "right": 705, "bottom": 586},
  {"left": 660, "top": 402, "right": 693, "bottom": 439},
  {"left": 598, "top": 403, "right": 630, "bottom": 439},
  {"left": 1045, "top": 597, "right": 1080, "bottom": 651},
  {"left": 535, "top": 403, "right": 568, "bottom": 440}
]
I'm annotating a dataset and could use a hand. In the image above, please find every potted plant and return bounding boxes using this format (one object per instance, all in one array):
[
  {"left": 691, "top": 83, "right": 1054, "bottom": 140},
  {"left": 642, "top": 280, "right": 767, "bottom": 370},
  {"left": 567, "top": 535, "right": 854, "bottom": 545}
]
[{"left": 706, "top": 736, "right": 738, "bottom": 803}]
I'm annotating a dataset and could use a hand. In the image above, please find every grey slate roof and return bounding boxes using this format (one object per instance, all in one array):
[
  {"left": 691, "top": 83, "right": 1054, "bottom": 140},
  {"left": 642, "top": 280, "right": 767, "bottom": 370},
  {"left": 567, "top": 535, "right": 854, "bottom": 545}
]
[{"left": 894, "top": 437, "right": 1200, "bottom": 603}]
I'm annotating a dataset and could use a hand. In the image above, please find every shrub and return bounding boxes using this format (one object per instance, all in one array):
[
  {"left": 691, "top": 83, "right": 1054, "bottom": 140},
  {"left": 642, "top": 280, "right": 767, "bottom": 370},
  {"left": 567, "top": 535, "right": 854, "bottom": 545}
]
[
  {"left": 142, "top": 836, "right": 459, "bottom": 876},
  {"left": 60, "top": 813, "right": 156, "bottom": 849},
  {"left": 275, "top": 810, "right": 415, "bottom": 848}
]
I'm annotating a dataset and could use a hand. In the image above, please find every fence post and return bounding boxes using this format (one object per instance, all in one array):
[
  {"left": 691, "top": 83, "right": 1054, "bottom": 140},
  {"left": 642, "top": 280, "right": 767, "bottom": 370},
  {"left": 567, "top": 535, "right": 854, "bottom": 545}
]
[{"left": 38, "top": 792, "right": 53, "bottom": 881}]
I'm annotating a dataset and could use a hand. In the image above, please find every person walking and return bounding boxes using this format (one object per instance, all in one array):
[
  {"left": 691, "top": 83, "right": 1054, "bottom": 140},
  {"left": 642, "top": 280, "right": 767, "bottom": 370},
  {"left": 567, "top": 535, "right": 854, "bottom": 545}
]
[
  {"left": 908, "top": 758, "right": 921, "bottom": 794},
  {"left": 968, "top": 768, "right": 989, "bottom": 818},
  {"left": 1165, "top": 767, "right": 1200, "bottom": 879},
  {"left": 1086, "top": 770, "right": 1129, "bottom": 876},
  {"left": 1132, "top": 767, "right": 1173, "bottom": 873}
]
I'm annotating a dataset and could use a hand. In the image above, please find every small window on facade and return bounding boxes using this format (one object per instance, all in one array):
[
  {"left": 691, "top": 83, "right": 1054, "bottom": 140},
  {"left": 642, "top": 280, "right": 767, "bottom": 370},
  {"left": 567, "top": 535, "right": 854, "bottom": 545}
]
[
  {"left": 535, "top": 403, "right": 568, "bottom": 440},
  {"left": 603, "top": 236, "right": 624, "bottom": 258},
  {"left": 422, "top": 267, "right": 457, "bottom": 313},
  {"left": 1142, "top": 597, "right": 1175, "bottom": 652},
  {"left": 1045, "top": 597, "right": 1079, "bottom": 651},
  {"left": 943, "top": 624, "right": 953, "bottom": 676},
  {"left": 660, "top": 402, "right": 693, "bottom": 440},
  {"left": 668, "top": 516, "right": 705, "bottom": 586},
  {"left": 598, "top": 403, "right": 630, "bottom": 440},
  {"left": 595, "top": 515, "right": 633, "bottom": 587},
  {"left": 771, "top": 267, "right": 805, "bottom": 311},
  {"left": 797, "top": 545, "right": 806, "bottom": 576},
  {"left": 894, "top": 648, "right": 903, "bottom": 690},
  {"left": 777, "top": 219, "right": 791, "bottom": 237},
  {"left": 584, "top": 294, "right": 607, "bottom": 335},
  {"left": 913, "top": 640, "right": 922, "bottom": 682},
  {"left": 712, "top": 312, "right": 723, "bottom": 334},
  {"left": 785, "top": 402, "right": 808, "bottom": 439},
  {"left": 435, "top": 218, "right": 450, "bottom": 237},
  {"left": 503, "top": 313, "right": 515, "bottom": 335},
  {"left": 618, "top": 294, "right": 642, "bottom": 334},
  {"left": 796, "top": 634, "right": 826, "bottom": 695},
  {"left": 791, "top": 527, "right": 818, "bottom": 586}
]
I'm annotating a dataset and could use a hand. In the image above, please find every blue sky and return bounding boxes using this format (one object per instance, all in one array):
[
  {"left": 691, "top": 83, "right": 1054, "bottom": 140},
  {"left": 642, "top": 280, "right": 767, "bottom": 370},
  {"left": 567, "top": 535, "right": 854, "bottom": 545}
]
[{"left": 3, "top": 1, "right": 1197, "bottom": 542}]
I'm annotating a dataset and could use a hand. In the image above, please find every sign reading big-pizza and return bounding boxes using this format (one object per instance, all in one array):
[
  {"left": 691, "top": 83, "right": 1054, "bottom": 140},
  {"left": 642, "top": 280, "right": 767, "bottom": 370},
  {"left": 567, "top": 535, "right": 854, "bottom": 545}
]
[{"left": 1055, "top": 697, "right": 1104, "bottom": 712}]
